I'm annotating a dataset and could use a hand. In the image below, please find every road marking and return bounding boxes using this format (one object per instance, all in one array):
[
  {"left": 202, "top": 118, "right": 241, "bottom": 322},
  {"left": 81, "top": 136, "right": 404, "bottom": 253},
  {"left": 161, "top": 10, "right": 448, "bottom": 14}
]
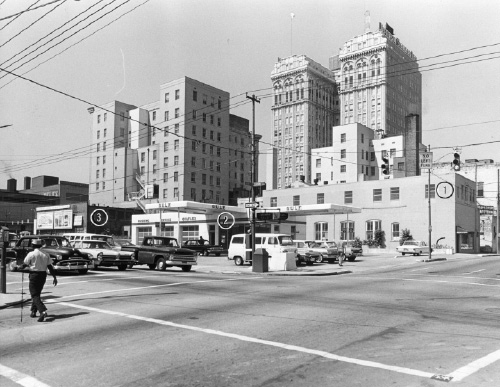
[
  {"left": 403, "top": 278, "right": 500, "bottom": 288},
  {"left": 462, "top": 269, "right": 485, "bottom": 275},
  {"left": 446, "top": 349, "right": 500, "bottom": 381},
  {"left": 0, "top": 363, "right": 52, "bottom": 387},
  {"left": 46, "top": 277, "right": 262, "bottom": 300},
  {"left": 55, "top": 301, "right": 436, "bottom": 380}
]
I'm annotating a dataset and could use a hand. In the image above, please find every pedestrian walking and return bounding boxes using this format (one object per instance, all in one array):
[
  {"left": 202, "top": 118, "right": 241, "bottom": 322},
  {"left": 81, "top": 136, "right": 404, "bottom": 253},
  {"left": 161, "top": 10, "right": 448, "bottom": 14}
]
[{"left": 21, "top": 239, "right": 58, "bottom": 322}]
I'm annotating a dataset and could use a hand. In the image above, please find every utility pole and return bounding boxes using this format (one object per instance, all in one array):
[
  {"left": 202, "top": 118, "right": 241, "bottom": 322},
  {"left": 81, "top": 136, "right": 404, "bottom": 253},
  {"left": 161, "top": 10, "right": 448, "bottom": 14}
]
[
  {"left": 497, "top": 169, "right": 499, "bottom": 254},
  {"left": 246, "top": 94, "right": 260, "bottom": 261},
  {"left": 427, "top": 145, "right": 432, "bottom": 260}
]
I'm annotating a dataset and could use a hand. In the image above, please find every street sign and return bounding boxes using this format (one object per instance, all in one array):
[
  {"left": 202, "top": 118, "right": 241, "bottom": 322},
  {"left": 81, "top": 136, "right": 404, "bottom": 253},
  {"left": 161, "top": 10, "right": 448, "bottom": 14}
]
[
  {"left": 436, "top": 182, "right": 454, "bottom": 199},
  {"left": 419, "top": 152, "right": 433, "bottom": 169},
  {"left": 90, "top": 209, "right": 108, "bottom": 227},
  {"left": 245, "top": 202, "right": 260, "bottom": 209},
  {"left": 217, "top": 212, "right": 235, "bottom": 230}
]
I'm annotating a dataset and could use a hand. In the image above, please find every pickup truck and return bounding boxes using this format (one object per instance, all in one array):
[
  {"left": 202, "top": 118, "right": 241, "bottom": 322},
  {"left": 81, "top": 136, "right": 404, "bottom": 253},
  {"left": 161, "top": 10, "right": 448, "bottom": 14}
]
[
  {"left": 121, "top": 236, "right": 197, "bottom": 271},
  {"left": 6, "top": 235, "right": 91, "bottom": 274},
  {"left": 181, "top": 239, "right": 226, "bottom": 256}
]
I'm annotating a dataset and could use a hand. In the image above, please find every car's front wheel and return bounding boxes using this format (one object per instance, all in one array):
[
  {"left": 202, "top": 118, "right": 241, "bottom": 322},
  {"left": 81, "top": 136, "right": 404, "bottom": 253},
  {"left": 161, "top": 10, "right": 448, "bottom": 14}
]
[
  {"left": 316, "top": 255, "right": 323, "bottom": 263},
  {"left": 156, "top": 258, "right": 167, "bottom": 271},
  {"left": 234, "top": 256, "right": 244, "bottom": 266}
]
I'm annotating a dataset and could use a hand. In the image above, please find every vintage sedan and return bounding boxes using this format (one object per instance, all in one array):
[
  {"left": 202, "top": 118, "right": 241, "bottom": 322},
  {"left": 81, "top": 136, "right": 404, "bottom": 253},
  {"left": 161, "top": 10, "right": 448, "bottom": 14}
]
[
  {"left": 7, "top": 235, "right": 91, "bottom": 274},
  {"left": 181, "top": 239, "right": 226, "bottom": 256},
  {"left": 73, "top": 240, "right": 137, "bottom": 270},
  {"left": 396, "top": 240, "right": 430, "bottom": 256},
  {"left": 304, "top": 241, "right": 340, "bottom": 263},
  {"left": 292, "top": 240, "right": 320, "bottom": 266}
]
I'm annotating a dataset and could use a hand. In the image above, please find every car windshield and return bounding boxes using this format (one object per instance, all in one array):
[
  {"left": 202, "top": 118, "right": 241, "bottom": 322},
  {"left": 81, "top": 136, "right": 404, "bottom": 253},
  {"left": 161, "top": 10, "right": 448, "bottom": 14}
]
[
  {"left": 41, "top": 237, "right": 71, "bottom": 248},
  {"left": 116, "top": 240, "right": 134, "bottom": 247},
  {"left": 278, "top": 236, "right": 294, "bottom": 246},
  {"left": 404, "top": 241, "right": 418, "bottom": 245},
  {"left": 308, "top": 242, "right": 322, "bottom": 248},
  {"left": 82, "top": 241, "right": 111, "bottom": 249},
  {"left": 152, "top": 238, "right": 179, "bottom": 247}
]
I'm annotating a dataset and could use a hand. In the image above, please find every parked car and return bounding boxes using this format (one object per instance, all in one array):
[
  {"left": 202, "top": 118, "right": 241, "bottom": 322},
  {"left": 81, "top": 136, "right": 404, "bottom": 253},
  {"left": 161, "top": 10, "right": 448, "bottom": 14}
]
[
  {"left": 181, "top": 239, "right": 226, "bottom": 256},
  {"left": 292, "top": 240, "right": 320, "bottom": 266},
  {"left": 72, "top": 240, "right": 137, "bottom": 270},
  {"left": 6, "top": 235, "right": 91, "bottom": 274},
  {"left": 121, "top": 236, "right": 197, "bottom": 271},
  {"left": 396, "top": 240, "right": 430, "bottom": 256},
  {"left": 304, "top": 240, "right": 340, "bottom": 263},
  {"left": 340, "top": 241, "right": 363, "bottom": 261}
]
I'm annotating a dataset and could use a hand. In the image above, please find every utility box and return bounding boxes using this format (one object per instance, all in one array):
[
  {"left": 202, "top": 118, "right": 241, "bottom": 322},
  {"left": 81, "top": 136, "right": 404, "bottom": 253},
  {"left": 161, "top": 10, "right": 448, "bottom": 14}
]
[{"left": 252, "top": 248, "right": 269, "bottom": 273}]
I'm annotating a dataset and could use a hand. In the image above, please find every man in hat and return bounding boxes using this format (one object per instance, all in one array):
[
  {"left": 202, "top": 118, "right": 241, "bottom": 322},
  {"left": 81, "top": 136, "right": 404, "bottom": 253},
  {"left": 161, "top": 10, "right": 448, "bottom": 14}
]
[{"left": 23, "top": 239, "right": 58, "bottom": 322}]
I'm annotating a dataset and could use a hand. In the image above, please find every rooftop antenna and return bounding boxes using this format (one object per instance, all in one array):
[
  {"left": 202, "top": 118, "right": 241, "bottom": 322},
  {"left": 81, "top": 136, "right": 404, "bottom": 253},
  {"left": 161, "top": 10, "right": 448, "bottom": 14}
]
[
  {"left": 364, "top": 10, "right": 371, "bottom": 33},
  {"left": 290, "top": 13, "right": 295, "bottom": 55}
]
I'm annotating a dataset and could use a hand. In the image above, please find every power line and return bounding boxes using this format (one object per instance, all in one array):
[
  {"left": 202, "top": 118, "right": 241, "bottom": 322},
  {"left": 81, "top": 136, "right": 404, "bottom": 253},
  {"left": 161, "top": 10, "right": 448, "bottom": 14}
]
[
  {"left": 0, "top": 0, "right": 42, "bottom": 29},
  {"left": 0, "top": 0, "right": 151, "bottom": 91},
  {"left": 0, "top": 0, "right": 66, "bottom": 49}
]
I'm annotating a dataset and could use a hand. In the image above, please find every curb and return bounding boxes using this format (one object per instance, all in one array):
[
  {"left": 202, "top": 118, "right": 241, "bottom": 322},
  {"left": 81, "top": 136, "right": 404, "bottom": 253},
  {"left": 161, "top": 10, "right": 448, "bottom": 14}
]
[
  {"left": 0, "top": 298, "right": 30, "bottom": 310},
  {"left": 418, "top": 258, "right": 447, "bottom": 262},
  {"left": 197, "top": 269, "right": 351, "bottom": 276}
]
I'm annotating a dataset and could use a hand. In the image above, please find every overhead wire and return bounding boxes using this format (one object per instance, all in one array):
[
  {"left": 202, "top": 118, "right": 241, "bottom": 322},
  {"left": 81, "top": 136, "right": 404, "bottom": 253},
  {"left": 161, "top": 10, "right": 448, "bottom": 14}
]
[
  {"left": 0, "top": 0, "right": 66, "bottom": 49},
  {"left": 0, "top": 0, "right": 41, "bottom": 31}
]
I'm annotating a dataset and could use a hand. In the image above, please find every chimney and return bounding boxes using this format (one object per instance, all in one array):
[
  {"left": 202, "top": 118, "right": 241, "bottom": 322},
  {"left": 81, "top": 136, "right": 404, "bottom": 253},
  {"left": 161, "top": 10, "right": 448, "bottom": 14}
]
[
  {"left": 24, "top": 176, "right": 31, "bottom": 190},
  {"left": 7, "top": 178, "right": 17, "bottom": 192}
]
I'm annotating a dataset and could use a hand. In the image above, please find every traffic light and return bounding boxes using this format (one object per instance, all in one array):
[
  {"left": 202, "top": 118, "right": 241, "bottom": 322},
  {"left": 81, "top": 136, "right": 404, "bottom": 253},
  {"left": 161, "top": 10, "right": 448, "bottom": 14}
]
[
  {"left": 452, "top": 153, "right": 460, "bottom": 171},
  {"left": 381, "top": 156, "right": 389, "bottom": 175},
  {"left": 256, "top": 212, "right": 273, "bottom": 221},
  {"left": 276, "top": 212, "right": 288, "bottom": 221}
]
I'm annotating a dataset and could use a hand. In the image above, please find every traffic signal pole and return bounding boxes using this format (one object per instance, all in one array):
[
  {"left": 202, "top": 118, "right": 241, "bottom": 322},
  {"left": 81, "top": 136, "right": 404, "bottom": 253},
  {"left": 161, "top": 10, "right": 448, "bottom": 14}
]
[{"left": 246, "top": 94, "right": 260, "bottom": 260}]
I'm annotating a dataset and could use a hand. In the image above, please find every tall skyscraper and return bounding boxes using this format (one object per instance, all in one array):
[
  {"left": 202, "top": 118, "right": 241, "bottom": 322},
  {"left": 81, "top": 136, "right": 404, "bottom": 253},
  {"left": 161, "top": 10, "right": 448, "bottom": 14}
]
[
  {"left": 270, "top": 55, "right": 340, "bottom": 188},
  {"left": 331, "top": 22, "right": 422, "bottom": 139}
]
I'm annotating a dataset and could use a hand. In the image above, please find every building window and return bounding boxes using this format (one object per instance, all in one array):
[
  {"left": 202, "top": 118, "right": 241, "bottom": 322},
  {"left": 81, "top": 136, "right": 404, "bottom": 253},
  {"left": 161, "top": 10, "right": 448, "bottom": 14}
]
[
  {"left": 163, "top": 189, "right": 168, "bottom": 198},
  {"left": 316, "top": 159, "right": 321, "bottom": 167},
  {"left": 317, "top": 193, "right": 324, "bottom": 204},
  {"left": 141, "top": 152, "right": 145, "bottom": 162},
  {"left": 341, "top": 133, "right": 346, "bottom": 143},
  {"left": 361, "top": 133, "right": 364, "bottom": 143},
  {"left": 174, "top": 140, "right": 179, "bottom": 150},
  {"left": 103, "top": 141, "right": 106, "bottom": 151},
  {"left": 193, "top": 90, "right": 197, "bottom": 101},
  {"left": 270, "top": 197, "right": 277, "bottom": 207},
  {"left": 340, "top": 221, "right": 355, "bottom": 240},
  {"left": 97, "top": 115, "right": 101, "bottom": 124},
  {"left": 175, "top": 108, "right": 179, "bottom": 118},
  {"left": 152, "top": 112, "right": 156, "bottom": 121},
  {"left": 163, "top": 173, "right": 168, "bottom": 183},
  {"left": 163, "top": 157, "right": 168, "bottom": 167},
  {"left": 392, "top": 222, "right": 400, "bottom": 240},
  {"left": 340, "top": 165, "right": 346, "bottom": 173},
  {"left": 96, "top": 170, "right": 100, "bottom": 179},
  {"left": 191, "top": 188, "right": 196, "bottom": 200},
  {"left": 192, "top": 141, "right": 197, "bottom": 151},
  {"left": 477, "top": 182, "right": 484, "bottom": 198},
  {"left": 165, "top": 93, "right": 169, "bottom": 103},
  {"left": 97, "top": 130, "right": 100, "bottom": 139},
  {"left": 191, "top": 172, "right": 196, "bottom": 183},
  {"left": 314, "top": 222, "right": 328, "bottom": 241},
  {"left": 365, "top": 220, "right": 381, "bottom": 240},
  {"left": 102, "top": 168, "right": 106, "bottom": 178},
  {"left": 96, "top": 182, "right": 99, "bottom": 190},
  {"left": 425, "top": 184, "right": 436, "bottom": 199},
  {"left": 390, "top": 187, "right": 399, "bottom": 200},
  {"left": 97, "top": 143, "right": 100, "bottom": 152},
  {"left": 164, "top": 142, "right": 169, "bottom": 152},
  {"left": 293, "top": 195, "right": 300, "bottom": 206},
  {"left": 373, "top": 188, "right": 382, "bottom": 202},
  {"left": 175, "top": 89, "right": 180, "bottom": 100},
  {"left": 203, "top": 113, "right": 207, "bottom": 122},
  {"left": 202, "top": 174, "right": 207, "bottom": 185},
  {"left": 173, "top": 188, "right": 179, "bottom": 198},
  {"left": 152, "top": 150, "right": 157, "bottom": 160},
  {"left": 174, "top": 155, "right": 179, "bottom": 165},
  {"left": 174, "top": 172, "right": 178, "bottom": 182},
  {"left": 96, "top": 156, "right": 100, "bottom": 165},
  {"left": 341, "top": 149, "right": 346, "bottom": 159},
  {"left": 344, "top": 191, "right": 353, "bottom": 204},
  {"left": 152, "top": 164, "right": 156, "bottom": 174}
]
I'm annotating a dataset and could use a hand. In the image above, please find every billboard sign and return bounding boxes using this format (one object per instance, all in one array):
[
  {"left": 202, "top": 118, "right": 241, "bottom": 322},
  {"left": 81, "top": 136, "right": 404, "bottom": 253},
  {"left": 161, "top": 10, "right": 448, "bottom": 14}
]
[
  {"left": 54, "top": 209, "right": 73, "bottom": 229},
  {"left": 37, "top": 212, "right": 54, "bottom": 230}
]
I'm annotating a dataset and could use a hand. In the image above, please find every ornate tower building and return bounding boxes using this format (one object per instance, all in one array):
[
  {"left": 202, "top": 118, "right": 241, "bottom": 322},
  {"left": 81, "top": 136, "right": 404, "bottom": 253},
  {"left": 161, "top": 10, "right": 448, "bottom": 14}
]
[
  {"left": 270, "top": 55, "right": 340, "bottom": 188},
  {"left": 331, "top": 22, "right": 422, "bottom": 139}
]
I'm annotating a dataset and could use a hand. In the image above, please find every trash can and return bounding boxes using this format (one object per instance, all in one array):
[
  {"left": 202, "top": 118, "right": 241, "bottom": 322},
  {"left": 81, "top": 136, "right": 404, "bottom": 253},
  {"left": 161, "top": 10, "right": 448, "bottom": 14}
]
[{"left": 252, "top": 248, "right": 269, "bottom": 273}]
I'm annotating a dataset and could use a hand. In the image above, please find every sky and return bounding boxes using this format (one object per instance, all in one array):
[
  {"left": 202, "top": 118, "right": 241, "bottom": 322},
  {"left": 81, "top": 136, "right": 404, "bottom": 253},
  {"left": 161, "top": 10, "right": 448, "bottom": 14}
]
[{"left": 0, "top": 0, "right": 499, "bottom": 189}]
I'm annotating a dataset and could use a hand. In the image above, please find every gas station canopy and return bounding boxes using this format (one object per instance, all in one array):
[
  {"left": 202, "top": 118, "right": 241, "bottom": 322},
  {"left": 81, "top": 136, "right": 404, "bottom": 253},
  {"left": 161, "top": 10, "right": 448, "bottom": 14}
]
[
  {"left": 145, "top": 201, "right": 248, "bottom": 215},
  {"left": 259, "top": 203, "right": 361, "bottom": 216}
]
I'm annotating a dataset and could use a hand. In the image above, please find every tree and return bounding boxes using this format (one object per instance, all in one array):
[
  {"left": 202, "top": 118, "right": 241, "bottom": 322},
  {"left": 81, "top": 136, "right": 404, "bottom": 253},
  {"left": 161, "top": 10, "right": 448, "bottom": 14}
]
[
  {"left": 399, "top": 228, "right": 413, "bottom": 246},
  {"left": 374, "top": 229, "right": 386, "bottom": 248}
]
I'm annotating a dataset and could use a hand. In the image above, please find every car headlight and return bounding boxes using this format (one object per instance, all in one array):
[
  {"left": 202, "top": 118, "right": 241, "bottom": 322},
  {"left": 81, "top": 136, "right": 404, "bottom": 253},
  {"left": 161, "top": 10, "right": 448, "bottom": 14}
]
[
  {"left": 56, "top": 254, "right": 62, "bottom": 260},
  {"left": 97, "top": 252, "right": 103, "bottom": 262}
]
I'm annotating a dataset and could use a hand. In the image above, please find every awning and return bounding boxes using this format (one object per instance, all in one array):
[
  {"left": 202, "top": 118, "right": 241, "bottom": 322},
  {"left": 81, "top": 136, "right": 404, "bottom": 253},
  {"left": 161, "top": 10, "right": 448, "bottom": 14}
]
[
  {"left": 259, "top": 203, "right": 361, "bottom": 216},
  {"left": 456, "top": 226, "right": 472, "bottom": 234},
  {"left": 145, "top": 201, "right": 247, "bottom": 215}
]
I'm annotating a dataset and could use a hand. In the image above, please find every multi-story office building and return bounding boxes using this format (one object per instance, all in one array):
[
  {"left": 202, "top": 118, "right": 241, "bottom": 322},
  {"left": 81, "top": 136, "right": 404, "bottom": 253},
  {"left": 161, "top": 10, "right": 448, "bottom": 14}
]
[
  {"left": 331, "top": 22, "right": 422, "bottom": 138},
  {"left": 88, "top": 77, "right": 257, "bottom": 207},
  {"left": 270, "top": 55, "right": 340, "bottom": 188}
]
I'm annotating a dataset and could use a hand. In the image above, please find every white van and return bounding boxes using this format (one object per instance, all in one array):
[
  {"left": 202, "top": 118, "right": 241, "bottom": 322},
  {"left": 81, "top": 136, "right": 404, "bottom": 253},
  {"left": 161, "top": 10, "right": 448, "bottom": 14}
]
[
  {"left": 228, "top": 233, "right": 297, "bottom": 266},
  {"left": 63, "top": 233, "right": 115, "bottom": 247}
]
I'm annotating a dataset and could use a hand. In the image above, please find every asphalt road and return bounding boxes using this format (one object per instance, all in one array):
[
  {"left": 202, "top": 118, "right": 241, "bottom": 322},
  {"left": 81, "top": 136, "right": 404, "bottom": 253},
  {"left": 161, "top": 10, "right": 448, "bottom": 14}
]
[{"left": 2, "top": 255, "right": 500, "bottom": 386}]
